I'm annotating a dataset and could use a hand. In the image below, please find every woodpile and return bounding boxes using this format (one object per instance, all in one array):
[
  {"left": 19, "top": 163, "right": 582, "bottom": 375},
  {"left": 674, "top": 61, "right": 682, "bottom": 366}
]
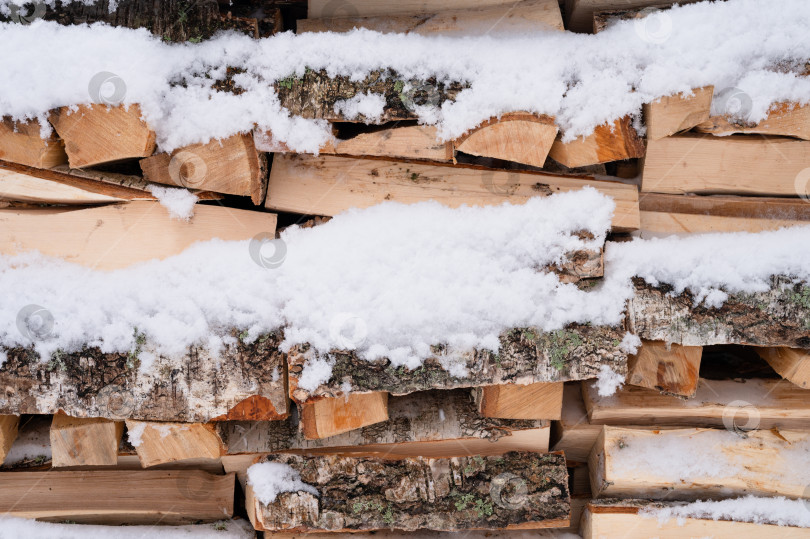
[{"left": 0, "top": 0, "right": 808, "bottom": 537}]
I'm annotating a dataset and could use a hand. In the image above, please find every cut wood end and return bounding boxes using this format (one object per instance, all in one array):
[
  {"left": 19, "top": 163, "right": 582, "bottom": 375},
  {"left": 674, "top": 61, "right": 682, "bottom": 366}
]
[
  {"left": 50, "top": 413, "right": 123, "bottom": 467},
  {"left": 454, "top": 113, "right": 558, "bottom": 168},
  {"left": 210, "top": 395, "right": 290, "bottom": 421},
  {"left": 756, "top": 347, "right": 810, "bottom": 389},
  {"left": 626, "top": 340, "right": 702, "bottom": 397},
  {"left": 300, "top": 392, "right": 389, "bottom": 440},
  {"left": 477, "top": 382, "right": 563, "bottom": 420},
  {"left": 549, "top": 116, "right": 645, "bottom": 168},
  {"left": 125, "top": 420, "right": 225, "bottom": 468}
]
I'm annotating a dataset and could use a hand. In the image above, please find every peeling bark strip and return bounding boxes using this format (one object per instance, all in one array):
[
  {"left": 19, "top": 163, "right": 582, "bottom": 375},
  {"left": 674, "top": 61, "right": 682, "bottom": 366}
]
[
  {"left": 288, "top": 325, "right": 627, "bottom": 403},
  {"left": 628, "top": 277, "right": 810, "bottom": 348},
  {"left": 0, "top": 333, "right": 288, "bottom": 422},
  {"left": 248, "top": 452, "right": 569, "bottom": 532}
]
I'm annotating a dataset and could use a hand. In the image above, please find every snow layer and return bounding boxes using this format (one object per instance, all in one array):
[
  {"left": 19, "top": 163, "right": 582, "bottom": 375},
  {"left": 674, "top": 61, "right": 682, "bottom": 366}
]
[
  {"left": 247, "top": 462, "right": 319, "bottom": 505},
  {"left": 148, "top": 185, "right": 198, "bottom": 220},
  {"left": 1, "top": 0, "right": 810, "bottom": 151},
  {"left": 642, "top": 496, "right": 810, "bottom": 528},
  {"left": 592, "top": 365, "right": 624, "bottom": 397},
  {"left": 0, "top": 517, "right": 255, "bottom": 538}
]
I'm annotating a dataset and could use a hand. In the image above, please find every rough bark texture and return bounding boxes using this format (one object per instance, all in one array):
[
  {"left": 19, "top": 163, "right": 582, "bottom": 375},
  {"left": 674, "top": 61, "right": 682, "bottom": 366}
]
[
  {"left": 250, "top": 452, "right": 569, "bottom": 532},
  {"left": 288, "top": 325, "right": 627, "bottom": 403},
  {"left": 628, "top": 277, "right": 810, "bottom": 348},
  {"left": 0, "top": 332, "right": 288, "bottom": 422},
  {"left": 219, "top": 389, "right": 543, "bottom": 454}
]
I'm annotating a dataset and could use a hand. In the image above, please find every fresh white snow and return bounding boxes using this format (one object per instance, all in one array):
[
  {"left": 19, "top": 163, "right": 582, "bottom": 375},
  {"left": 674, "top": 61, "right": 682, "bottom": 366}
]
[
  {"left": 148, "top": 185, "right": 198, "bottom": 220},
  {"left": 592, "top": 365, "right": 625, "bottom": 397},
  {"left": 641, "top": 496, "right": 810, "bottom": 528},
  {"left": 247, "top": 461, "right": 319, "bottom": 505}
]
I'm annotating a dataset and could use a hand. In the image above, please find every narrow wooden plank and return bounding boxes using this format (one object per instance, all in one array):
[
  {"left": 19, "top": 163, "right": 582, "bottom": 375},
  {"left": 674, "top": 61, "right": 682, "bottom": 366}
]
[
  {"left": 0, "top": 117, "right": 67, "bottom": 168},
  {"left": 548, "top": 116, "right": 645, "bottom": 167},
  {"left": 695, "top": 102, "right": 810, "bottom": 140},
  {"left": 50, "top": 104, "right": 156, "bottom": 168},
  {"left": 475, "top": 382, "right": 563, "bottom": 420},
  {"left": 308, "top": 0, "right": 518, "bottom": 18},
  {"left": 454, "top": 113, "right": 558, "bottom": 168},
  {"left": 0, "top": 415, "right": 19, "bottom": 465},
  {"left": 300, "top": 392, "right": 389, "bottom": 439},
  {"left": 51, "top": 413, "right": 123, "bottom": 467},
  {"left": 317, "top": 125, "right": 452, "bottom": 162},
  {"left": 265, "top": 154, "right": 640, "bottom": 232},
  {"left": 626, "top": 340, "right": 702, "bottom": 396},
  {"left": 643, "top": 86, "right": 713, "bottom": 140},
  {"left": 0, "top": 167, "right": 136, "bottom": 204},
  {"left": 0, "top": 518, "right": 256, "bottom": 538},
  {"left": 126, "top": 421, "right": 224, "bottom": 467},
  {"left": 247, "top": 452, "right": 569, "bottom": 532},
  {"left": 549, "top": 382, "right": 601, "bottom": 462},
  {"left": 642, "top": 134, "right": 810, "bottom": 196},
  {"left": 0, "top": 201, "right": 277, "bottom": 270},
  {"left": 0, "top": 469, "right": 234, "bottom": 524},
  {"left": 756, "top": 347, "right": 810, "bottom": 389}
]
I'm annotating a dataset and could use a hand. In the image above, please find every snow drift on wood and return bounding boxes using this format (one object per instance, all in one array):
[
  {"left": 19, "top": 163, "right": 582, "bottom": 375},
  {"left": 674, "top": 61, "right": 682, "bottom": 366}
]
[
  {"left": 641, "top": 496, "right": 810, "bottom": 528},
  {"left": 247, "top": 461, "right": 319, "bottom": 504}
]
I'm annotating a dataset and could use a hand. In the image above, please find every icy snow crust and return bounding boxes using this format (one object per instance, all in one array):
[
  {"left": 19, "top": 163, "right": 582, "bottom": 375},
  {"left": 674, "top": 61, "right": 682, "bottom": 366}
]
[
  {"left": 2, "top": 0, "right": 810, "bottom": 152},
  {"left": 642, "top": 496, "right": 810, "bottom": 528}
]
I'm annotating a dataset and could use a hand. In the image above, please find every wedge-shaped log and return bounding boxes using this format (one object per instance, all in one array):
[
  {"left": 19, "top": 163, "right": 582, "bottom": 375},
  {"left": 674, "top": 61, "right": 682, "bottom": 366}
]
[
  {"left": 0, "top": 333, "right": 288, "bottom": 422},
  {"left": 318, "top": 125, "right": 452, "bottom": 162},
  {"left": 307, "top": 0, "right": 519, "bottom": 18},
  {"left": 642, "top": 134, "right": 810, "bottom": 196},
  {"left": 584, "top": 377, "right": 810, "bottom": 429},
  {"left": 582, "top": 501, "right": 810, "bottom": 539},
  {"left": 756, "top": 347, "right": 810, "bottom": 388},
  {"left": 140, "top": 133, "right": 268, "bottom": 204},
  {"left": 0, "top": 201, "right": 276, "bottom": 270},
  {"left": 626, "top": 340, "right": 702, "bottom": 396},
  {"left": 474, "top": 382, "right": 563, "bottom": 420},
  {"left": 51, "top": 413, "right": 123, "bottom": 467},
  {"left": 696, "top": 102, "right": 810, "bottom": 140},
  {"left": 548, "top": 116, "right": 644, "bottom": 167},
  {"left": 50, "top": 104, "right": 156, "bottom": 168},
  {"left": 0, "top": 118, "right": 67, "bottom": 168},
  {"left": 550, "top": 382, "right": 601, "bottom": 462},
  {"left": 628, "top": 277, "right": 810, "bottom": 348},
  {"left": 266, "top": 154, "right": 640, "bottom": 232},
  {"left": 126, "top": 421, "right": 224, "bottom": 467},
  {"left": 454, "top": 113, "right": 558, "bottom": 168},
  {"left": 300, "top": 392, "right": 389, "bottom": 440},
  {"left": 643, "top": 86, "right": 713, "bottom": 140},
  {"left": 639, "top": 193, "right": 810, "bottom": 236},
  {"left": 288, "top": 325, "right": 627, "bottom": 404},
  {"left": 0, "top": 415, "right": 19, "bottom": 464},
  {"left": 590, "top": 426, "right": 810, "bottom": 500},
  {"left": 0, "top": 469, "right": 234, "bottom": 524},
  {"left": 246, "top": 452, "right": 569, "bottom": 532}
]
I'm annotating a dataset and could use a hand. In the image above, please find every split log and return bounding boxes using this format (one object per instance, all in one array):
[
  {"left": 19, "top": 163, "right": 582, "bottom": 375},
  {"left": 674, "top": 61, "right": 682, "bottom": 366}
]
[
  {"left": 549, "top": 382, "right": 601, "bottom": 462},
  {"left": 125, "top": 420, "right": 224, "bottom": 467},
  {"left": 140, "top": 133, "right": 268, "bottom": 204},
  {"left": 643, "top": 86, "right": 713, "bottom": 140},
  {"left": 625, "top": 340, "right": 702, "bottom": 396},
  {"left": 564, "top": 0, "right": 701, "bottom": 33},
  {"left": 0, "top": 332, "right": 288, "bottom": 422},
  {"left": 642, "top": 133, "right": 810, "bottom": 196},
  {"left": 584, "top": 377, "right": 810, "bottom": 429},
  {"left": 49, "top": 104, "right": 156, "bottom": 168},
  {"left": 316, "top": 125, "right": 453, "bottom": 162},
  {"left": 51, "top": 413, "right": 124, "bottom": 467},
  {"left": 639, "top": 193, "right": 810, "bottom": 236},
  {"left": 0, "top": 415, "right": 19, "bottom": 464},
  {"left": 0, "top": 469, "right": 234, "bottom": 525},
  {"left": 755, "top": 347, "right": 810, "bottom": 388},
  {"left": 300, "top": 0, "right": 564, "bottom": 35},
  {"left": 453, "top": 113, "right": 558, "bottom": 168},
  {"left": 246, "top": 452, "right": 569, "bottom": 532},
  {"left": 0, "top": 118, "right": 67, "bottom": 168},
  {"left": 582, "top": 501, "right": 810, "bottom": 539},
  {"left": 307, "top": 0, "right": 518, "bottom": 18},
  {"left": 0, "top": 201, "right": 276, "bottom": 270},
  {"left": 695, "top": 102, "right": 810, "bottom": 140},
  {"left": 0, "top": 518, "right": 256, "bottom": 538},
  {"left": 287, "top": 325, "right": 628, "bottom": 404},
  {"left": 547, "top": 116, "right": 645, "bottom": 167},
  {"left": 627, "top": 276, "right": 810, "bottom": 348},
  {"left": 300, "top": 392, "right": 389, "bottom": 440},
  {"left": 589, "top": 426, "right": 810, "bottom": 500},
  {"left": 265, "top": 154, "right": 640, "bottom": 232},
  {"left": 474, "top": 382, "right": 563, "bottom": 420}
]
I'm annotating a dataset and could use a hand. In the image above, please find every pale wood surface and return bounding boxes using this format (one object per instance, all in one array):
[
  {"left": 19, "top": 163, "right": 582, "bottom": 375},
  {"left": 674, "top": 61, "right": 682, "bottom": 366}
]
[
  {"left": 548, "top": 116, "right": 645, "bottom": 167},
  {"left": 126, "top": 421, "right": 224, "bottom": 467},
  {"left": 0, "top": 167, "right": 134, "bottom": 204},
  {"left": 140, "top": 133, "right": 267, "bottom": 204},
  {"left": 0, "top": 415, "right": 19, "bottom": 465},
  {"left": 51, "top": 414, "right": 123, "bottom": 467},
  {"left": 0, "top": 118, "right": 67, "bottom": 168},
  {"left": 308, "top": 0, "right": 518, "bottom": 18},
  {"left": 318, "top": 125, "right": 452, "bottom": 161},
  {"left": 626, "top": 340, "right": 702, "bottom": 396},
  {"left": 300, "top": 392, "right": 389, "bottom": 440},
  {"left": 266, "top": 154, "right": 640, "bottom": 231},
  {"left": 549, "top": 382, "right": 602, "bottom": 462},
  {"left": 0, "top": 469, "right": 234, "bottom": 525},
  {"left": 643, "top": 86, "right": 713, "bottom": 140},
  {"left": 564, "top": 0, "right": 701, "bottom": 32},
  {"left": 476, "top": 382, "right": 563, "bottom": 420},
  {"left": 50, "top": 104, "right": 156, "bottom": 168},
  {"left": 454, "top": 113, "right": 558, "bottom": 168},
  {"left": 0, "top": 201, "right": 277, "bottom": 270},
  {"left": 756, "top": 347, "right": 810, "bottom": 388},
  {"left": 696, "top": 102, "right": 810, "bottom": 140},
  {"left": 642, "top": 134, "right": 810, "bottom": 196}
]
